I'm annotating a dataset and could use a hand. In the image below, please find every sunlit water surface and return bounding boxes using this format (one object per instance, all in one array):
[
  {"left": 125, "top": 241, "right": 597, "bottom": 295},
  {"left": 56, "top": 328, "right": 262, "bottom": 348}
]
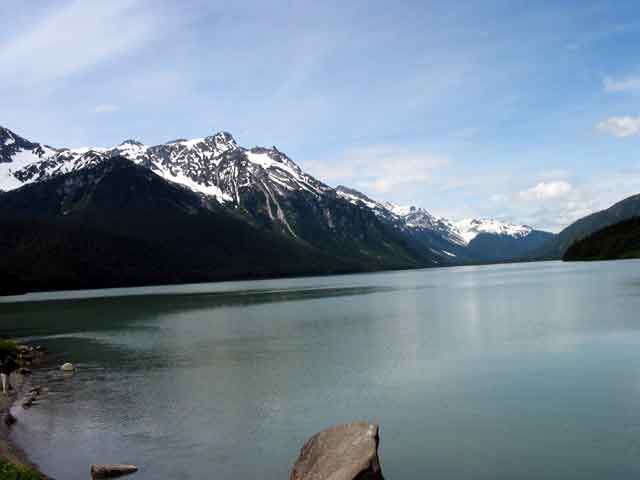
[{"left": 3, "top": 261, "right": 640, "bottom": 479}]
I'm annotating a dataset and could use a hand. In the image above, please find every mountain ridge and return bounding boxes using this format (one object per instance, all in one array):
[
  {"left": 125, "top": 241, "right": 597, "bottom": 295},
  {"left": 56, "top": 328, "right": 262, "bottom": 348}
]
[
  {"left": 532, "top": 193, "right": 640, "bottom": 260},
  {"left": 0, "top": 156, "right": 424, "bottom": 295},
  {"left": 563, "top": 216, "right": 640, "bottom": 261},
  {"left": 0, "top": 125, "right": 554, "bottom": 272}
]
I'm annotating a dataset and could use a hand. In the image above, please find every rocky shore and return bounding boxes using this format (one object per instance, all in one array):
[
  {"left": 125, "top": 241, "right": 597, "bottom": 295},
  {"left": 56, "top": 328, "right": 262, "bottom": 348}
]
[
  {"left": 0, "top": 341, "right": 385, "bottom": 480},
  {"left": 0, "top": 343, "right": 48, "bottom": 479}
]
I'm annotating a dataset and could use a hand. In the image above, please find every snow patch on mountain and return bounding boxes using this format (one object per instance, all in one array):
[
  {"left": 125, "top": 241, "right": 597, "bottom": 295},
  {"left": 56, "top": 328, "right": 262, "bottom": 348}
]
[
  {"left": 382, "top": 201, "right": 533, "bottom": 245},
  {"left": 151, "top": 160, "right": 233, "bottom": 201},
  {"left": 0, "top": 149, "right": 42, "bottom": 190},
  {"left": 0, "top": 126, "right": 332, "bottom": 205},
  {"left": 336, "top": 186, "right": 389, "bottom": 214},
  {"left": 452, "top": 218, "right": 532, "bottom": 243},
  {"left": 384, "top": 203, "right": 413, "bottom": 217},
  {"left": 245, "top": 150, "right": 301, "bottom": 180}
]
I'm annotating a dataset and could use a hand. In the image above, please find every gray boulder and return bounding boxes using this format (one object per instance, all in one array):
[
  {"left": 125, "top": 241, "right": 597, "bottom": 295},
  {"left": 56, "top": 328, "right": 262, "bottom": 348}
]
[
  {"left": 90, "top": 464, "right": 138, "bottom": 478},
  {"left": 290, "top": 422, "right": 384, "bottom": 480}
]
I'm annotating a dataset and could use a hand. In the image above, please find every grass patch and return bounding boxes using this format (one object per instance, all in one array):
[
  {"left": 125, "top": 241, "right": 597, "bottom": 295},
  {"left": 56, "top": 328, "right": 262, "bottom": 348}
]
[{"left": 0, "top": 461, "right": 42, "bottom": 480}]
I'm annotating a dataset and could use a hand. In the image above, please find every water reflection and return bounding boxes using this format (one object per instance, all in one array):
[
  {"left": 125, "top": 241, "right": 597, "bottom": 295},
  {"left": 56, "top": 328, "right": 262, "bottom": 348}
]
[{"left": 5, "top": 260, "right": 640, "bottom": 479}]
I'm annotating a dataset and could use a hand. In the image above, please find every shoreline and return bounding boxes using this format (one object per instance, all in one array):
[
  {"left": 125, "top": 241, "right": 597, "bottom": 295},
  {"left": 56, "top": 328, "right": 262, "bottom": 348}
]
[
  {"left": 0, "top": 259, "right": 564, "bottom": 305},
  {"left": 0, "top": 256, "right": 563, "bottom": 301},
  {"left": 0, "top": 343, "right": 49, "bottom": 479},
  {"left": 0, "top": 342, "right": 383, "bottom": 480}
]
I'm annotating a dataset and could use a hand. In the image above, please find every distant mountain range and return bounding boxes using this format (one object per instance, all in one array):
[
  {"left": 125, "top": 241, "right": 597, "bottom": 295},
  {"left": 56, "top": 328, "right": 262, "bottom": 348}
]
[
  {"left": 0, "top": 125, "right": 556, "bottom": 294},
  {"left": 333, "top": 185, "right": 555, "bottom": 262}
]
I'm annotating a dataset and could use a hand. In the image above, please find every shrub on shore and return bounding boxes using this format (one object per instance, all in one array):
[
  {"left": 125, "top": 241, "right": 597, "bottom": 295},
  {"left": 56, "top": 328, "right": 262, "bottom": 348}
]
[
  {"left": 0, "top": 461, "right": 42, "bottom": 480},
  {"left": 0, "top": 341, "right": 18, "bottom": 359}
]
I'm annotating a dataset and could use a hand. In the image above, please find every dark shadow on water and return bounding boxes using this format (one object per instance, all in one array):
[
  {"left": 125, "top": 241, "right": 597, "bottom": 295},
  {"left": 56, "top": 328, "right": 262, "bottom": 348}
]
[{"left": 0, "top": 285, "right": 411, "bottom": 338}]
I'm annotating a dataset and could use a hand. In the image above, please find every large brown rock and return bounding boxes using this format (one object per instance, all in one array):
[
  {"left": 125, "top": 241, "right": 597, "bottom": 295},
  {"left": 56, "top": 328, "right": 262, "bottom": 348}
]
[
  {"left": 290, "top": 422, "right": 384, "bottom": 480},
  {"left": 90, "top": 464, "right": 138, "bottom": 478}
]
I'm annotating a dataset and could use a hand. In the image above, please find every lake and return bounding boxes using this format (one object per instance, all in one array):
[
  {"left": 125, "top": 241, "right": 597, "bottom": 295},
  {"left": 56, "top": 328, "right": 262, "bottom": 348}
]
[{"left": 3, "top": 260, "right": 640, "bottom": 479}]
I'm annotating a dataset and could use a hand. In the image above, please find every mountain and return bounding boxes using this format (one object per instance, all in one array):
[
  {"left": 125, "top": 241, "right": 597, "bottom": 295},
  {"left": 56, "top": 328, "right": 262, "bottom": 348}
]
[
  {"left": 2, "top": 123, "right": 470, "bottom": 293},
  {"left": 0, "top": 126, "right": 448, "bottom": 272},
  {"left": 563, "top": 217, "right": 640, "bottom": 261},
  {"left": 0, "top": 157, "right": 428, "bottom": 295},
  {"left": 335, "top": 185, "right": 552, "bottom": 263},
  {"left": 465, "top": 229, "right": 555, "bottom": 262},
  {"left": 533, "top": 193, "right": 640, "bottom": 260},
  {"left": 334, "top": 186, "right": 552, "bottom": 263},
  {"left": 0, "top": 125, "right": 554, "bottom": 294}
]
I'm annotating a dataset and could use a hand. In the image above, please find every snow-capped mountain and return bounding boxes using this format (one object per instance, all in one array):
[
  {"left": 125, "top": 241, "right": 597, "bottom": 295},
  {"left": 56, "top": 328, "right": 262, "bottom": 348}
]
[
  {"left": 0, "top": 127, "right": 327, "bottom": 204},
  {"left": 335, "top": 187, "right": 462, "bottom": 243},
  {"left": 451, "top": 218, "right": 532, "bottom": 244},
  {"left": 384, "top": 204, "right": 466, "bottom": 245},
  {"left": 335, "top": 187, "right": 537, "bottom": 248},
  {"left": 0, "top": 125, "right": 450, "bottom": 269},
  {"left": 334, "top": 188, "right": 552, "bottom": 262},
  {"left": 387, "top": 205, "right": 533, "bottom": 244},
  {"left": 0, "top": 125, "right": 553, "bottom": 266},
  {"left": 381, "top": 202, "right": 534, "bottom": 246}
]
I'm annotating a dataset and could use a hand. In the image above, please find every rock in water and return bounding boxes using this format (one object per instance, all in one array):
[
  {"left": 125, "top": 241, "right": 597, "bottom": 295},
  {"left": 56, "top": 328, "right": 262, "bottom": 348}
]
[
  {"left": 290, "top": 422, "right": 384, "bottom": 480},
  {"left": 61, "top": 362, "right": 75, "bottom": 372},
  {"left": 90, "top": 464, "right": 138, "bottom": 478},
  {"left": 4, "top": 412, "right": 17, "bottom": 426}
]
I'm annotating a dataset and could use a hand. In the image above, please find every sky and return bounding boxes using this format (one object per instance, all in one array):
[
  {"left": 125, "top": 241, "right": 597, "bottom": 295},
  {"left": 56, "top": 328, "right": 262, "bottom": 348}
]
[{"left": 2, "top": 0, "right": 640, "bottom": 232}]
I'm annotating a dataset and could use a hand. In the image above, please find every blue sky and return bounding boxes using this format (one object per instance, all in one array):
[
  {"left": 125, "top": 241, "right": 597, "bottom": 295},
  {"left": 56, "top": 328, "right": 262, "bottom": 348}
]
[{"left": 2, "top": 0, "right": 640, "bottom": 231}]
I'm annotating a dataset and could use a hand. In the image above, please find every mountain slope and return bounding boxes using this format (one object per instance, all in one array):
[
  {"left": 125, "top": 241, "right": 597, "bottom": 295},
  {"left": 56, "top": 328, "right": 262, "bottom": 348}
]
[
  {"left": 563, "top": 217, "right": 640, "bottom": 261},
  {"left": 336, "top": 186, "right": 553, "bottom": 263},
  {"left": 334, "top": 185, "right": 553, "bottom": 263},
  {"left": 335, "top": 186, "right": 474, "bottom": 262},
  {"left": 533, "top": 193, "right": 640, "bottom": 260},
  {"left": 0, "top": 125, "right": 554, "bottom": 276},
  {"left": 466, "top": 230, "right": 555, "bottom": 262},
  {"left": 0, "top": 126, "right": 445, "bottom": 269},
  {"left": 0, "top": 158, "right": 402, "bottom": 295}
]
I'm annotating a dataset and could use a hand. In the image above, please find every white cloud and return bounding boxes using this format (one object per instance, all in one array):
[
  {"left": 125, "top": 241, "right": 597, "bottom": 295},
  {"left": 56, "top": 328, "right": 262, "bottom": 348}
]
[
  {"left": 488, "top": 166, "right": 640, "bottom": 232},
  {"left": 519, "top": 180, "right": 573, "bottom": 200},
  {"left": 94, "top": 104, "right": 120, "bottom": 114},
  {"left": 305, "top": 145, "right": 448, "bottom": 195},
  {"left": 0, "top": 0, "right": 159, "bottom": 88},
  {"left": 596, "top": 116, "right": 640, "bottom": 138},
  {"left": 603, "top": 75, "right": 640, "bottom": 93}
]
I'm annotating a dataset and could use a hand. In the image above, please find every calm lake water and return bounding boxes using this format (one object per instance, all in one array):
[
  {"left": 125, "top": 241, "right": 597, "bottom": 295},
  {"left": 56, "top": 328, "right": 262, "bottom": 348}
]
[{"left": 3, "top": 260, "right": 640, "bottom": 479}]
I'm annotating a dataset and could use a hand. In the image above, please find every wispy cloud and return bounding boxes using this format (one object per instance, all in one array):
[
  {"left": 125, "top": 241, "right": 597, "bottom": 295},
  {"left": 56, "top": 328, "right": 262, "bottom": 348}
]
[
  {"left": 94, "top": 104, "right": 120, "bottom": 114},
  {"left": 596, "top": 116, "right": 640, "bottom": 137},
  {"left": 486, "top": 167, "right": 640, "bottom": 232},
  {"left": 0, "top": 0, "right": 159, "bottom": 89},
  {"left": 486, "top": 178, "right": 589, "bottom": 232},
  {"left": 305, "top": 145, "right": 449, "bottom": 195},
  {"left": 519, "top": 180, "right": 573, "bottom": 200},
  {"left": 603, "top": 75, "right": 640, "bottom": 93}
]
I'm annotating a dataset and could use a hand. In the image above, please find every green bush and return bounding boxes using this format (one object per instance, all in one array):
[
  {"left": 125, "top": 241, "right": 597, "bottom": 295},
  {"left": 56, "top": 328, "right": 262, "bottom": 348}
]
[
  {"left": 0, "top": 461, "right": 42, "bottom": 480},
  {"left": 0, "top": 340, "right": 18, "bottom": 359}
]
